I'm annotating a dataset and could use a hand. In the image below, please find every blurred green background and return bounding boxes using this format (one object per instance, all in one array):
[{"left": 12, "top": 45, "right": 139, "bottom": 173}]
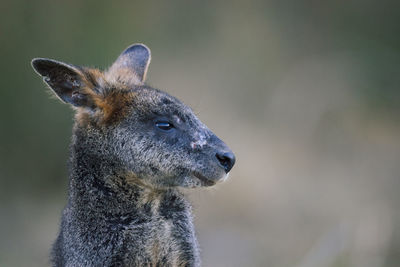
[{"left": 1, "top": 0, "right": 400, "bottom": 266}]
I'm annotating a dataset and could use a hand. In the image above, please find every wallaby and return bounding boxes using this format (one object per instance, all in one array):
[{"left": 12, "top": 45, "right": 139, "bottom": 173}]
[{"left": 31, "top": 44, "right": 235, "bottom": 267}]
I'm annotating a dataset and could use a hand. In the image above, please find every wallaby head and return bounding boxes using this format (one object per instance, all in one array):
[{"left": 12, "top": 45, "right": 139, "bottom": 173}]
[{"left": 31, "top": 44, "right": 235, "bottom": 190}]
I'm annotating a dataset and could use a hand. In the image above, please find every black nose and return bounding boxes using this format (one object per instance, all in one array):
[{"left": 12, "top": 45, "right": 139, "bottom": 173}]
[{"left": 216, "top": 151, "right": 236, "bottom": 173}]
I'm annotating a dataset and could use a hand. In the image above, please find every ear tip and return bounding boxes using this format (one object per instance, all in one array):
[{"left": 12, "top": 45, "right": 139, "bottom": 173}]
[
  {"left": 31, "top": 58, "right": 79, "bottom": 77},
  {"left": 123, "top": 43, "right": 151, "bottom": 59},
  {"left": 31, "top": 58, "right": 47, "bottom": 75},
  {"left": 31, "top": 58, "right": 54, "bottom": 72},
  {"left": 31, "top": 57, "right": 43, "bottom": 67}
]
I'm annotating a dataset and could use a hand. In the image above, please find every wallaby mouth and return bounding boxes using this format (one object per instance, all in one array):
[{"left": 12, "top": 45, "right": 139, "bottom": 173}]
[
  {"left": 192, "top": 171, "right": 217, "bottom": 186},
  {"left": 189, "top": 140, "right": 235, "bottom": 187}
]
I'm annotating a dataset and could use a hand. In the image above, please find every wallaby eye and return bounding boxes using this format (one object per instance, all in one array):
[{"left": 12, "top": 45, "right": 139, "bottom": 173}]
[{"left": 155, "top": 121, "right": 174, "bottom": 131}]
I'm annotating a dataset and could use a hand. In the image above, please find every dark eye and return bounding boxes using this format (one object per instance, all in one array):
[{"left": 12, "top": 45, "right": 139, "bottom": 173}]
[{"left": 155, "top": 121, "right": 174, "bottom": 131}]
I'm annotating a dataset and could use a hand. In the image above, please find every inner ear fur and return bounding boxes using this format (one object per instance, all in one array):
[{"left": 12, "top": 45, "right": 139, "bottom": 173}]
[{"left": 31, "top": 58, "right": 105, "bottom": 108}]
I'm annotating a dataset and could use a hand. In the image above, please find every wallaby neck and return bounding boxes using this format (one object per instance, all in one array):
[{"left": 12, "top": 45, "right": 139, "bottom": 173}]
[
  {"left": 54, "top": 144, "right": 199, "bottom": 266},
  {"left": 67, "top": 129, "right": 188, "bottom": 218}
]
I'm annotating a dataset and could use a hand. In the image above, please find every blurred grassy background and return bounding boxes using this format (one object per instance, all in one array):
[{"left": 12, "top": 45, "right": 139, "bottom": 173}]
[{"left": 1, "top": 0, "right": 400, "bottom": 266}]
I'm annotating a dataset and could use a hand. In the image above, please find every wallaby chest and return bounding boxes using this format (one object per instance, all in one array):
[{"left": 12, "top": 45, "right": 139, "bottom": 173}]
[{"left": 62, "top": 190, "right": 198, "bottom": 266}]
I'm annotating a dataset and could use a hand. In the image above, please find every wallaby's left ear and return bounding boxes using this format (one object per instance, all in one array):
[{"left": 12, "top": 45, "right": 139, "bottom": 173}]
[
  {"left": 106, "top": 43, "right": 151, "bottom": 85},
  {"left": 31, "top": 58, "right": 99, "bottom": 108}
]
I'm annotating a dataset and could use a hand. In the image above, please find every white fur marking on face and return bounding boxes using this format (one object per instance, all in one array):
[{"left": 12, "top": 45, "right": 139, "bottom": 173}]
[{"left": 190, "top": 132, "right": 207, "bottom": 149}]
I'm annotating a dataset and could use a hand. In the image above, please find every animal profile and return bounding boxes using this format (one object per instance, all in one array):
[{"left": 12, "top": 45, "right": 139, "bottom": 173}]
[{"left": 31, "top": 43, "right": 235, "bottom": 266}]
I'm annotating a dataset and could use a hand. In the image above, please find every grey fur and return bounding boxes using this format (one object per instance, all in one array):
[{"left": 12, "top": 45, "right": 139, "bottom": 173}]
[{"left": 31, "top": 44, "right": 235, "bottom": 267}]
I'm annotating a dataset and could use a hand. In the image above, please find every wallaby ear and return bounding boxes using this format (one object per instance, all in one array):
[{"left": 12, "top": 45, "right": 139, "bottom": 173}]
[
  {"left": 106, "top": 43, "right": 151, "bottom": 85},
  {"left": 31, "top": 58, "right": 97, "bottom": 108}
]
